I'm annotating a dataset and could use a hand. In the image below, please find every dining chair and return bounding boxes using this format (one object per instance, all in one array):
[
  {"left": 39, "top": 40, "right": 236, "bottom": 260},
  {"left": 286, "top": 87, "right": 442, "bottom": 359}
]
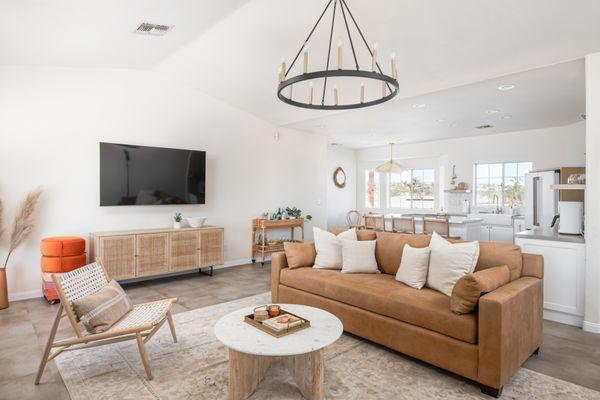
[
  {"left": 346, "top": 209, "right": 363, "bottom": 229},
  {"left": 392, "top": 216, "right": 416, "bottom": 234},
  {"left": 423, "top": 217, "right": 450, "bottom": 237},
  {"left": 364, "top": 213, "right": 386, "bottom": 231},
  {"left": 35, "top": 262, "right": 177, "bottom": 384}
]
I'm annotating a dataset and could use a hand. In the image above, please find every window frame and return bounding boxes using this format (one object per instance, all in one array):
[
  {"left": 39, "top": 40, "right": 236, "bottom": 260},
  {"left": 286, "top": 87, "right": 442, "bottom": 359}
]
[
  {"left": 473, "top": 161, "right": 532, "bottom": 208},
  {"left": 388, "top": 168, "right": 436, "bottom": 211}
]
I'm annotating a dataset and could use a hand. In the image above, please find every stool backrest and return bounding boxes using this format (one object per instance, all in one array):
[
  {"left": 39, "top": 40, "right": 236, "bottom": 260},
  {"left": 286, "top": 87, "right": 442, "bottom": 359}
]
[
  {"left": 364, "top": 213, "right": 385, "bottom": 231},
  {"left": 392, "top": 216, "right": 416, "bottom": 234},
  {"left": 423, "top": 218, "right": 450, "bottom": 237}
]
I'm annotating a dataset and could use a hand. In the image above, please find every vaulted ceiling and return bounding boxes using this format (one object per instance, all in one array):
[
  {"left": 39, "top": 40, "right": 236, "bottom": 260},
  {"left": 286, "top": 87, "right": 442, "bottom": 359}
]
[{"left": 1, "top": 0, "right": 599, "bottom": 147}]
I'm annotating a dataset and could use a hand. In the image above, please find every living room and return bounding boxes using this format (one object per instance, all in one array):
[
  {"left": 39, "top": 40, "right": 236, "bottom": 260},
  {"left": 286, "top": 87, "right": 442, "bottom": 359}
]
[{"left": 1, "top": 1, "right": 600, "bottom": 399}]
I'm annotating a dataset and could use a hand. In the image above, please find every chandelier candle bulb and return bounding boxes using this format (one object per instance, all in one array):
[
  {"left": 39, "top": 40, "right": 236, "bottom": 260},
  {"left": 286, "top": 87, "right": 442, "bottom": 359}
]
[
  {"left": 303, "top": 45, "right": 309, "bottom": 74},
  {"left": 334, "top": 85, "right": 339, "bottom": 106},
  {"left": 281, "top": 58, "right": 287, "bottom": 78},
  {"left": 309, "top": 82, "right": 314, "bottom": 104},
  {"left": 391, "top": 52, "right": 398, "bottom": 79},
  {"left": 288, "top": 84, "right": 293, "bottom": 99},
  {"left": 360, "top": 82, "right": 365, "bottom": 103},
  {"left": 337, "top": 39, "right": 343, "bottom": 69},
  {"left": 371, "top": 42, "right": 378, "bottom": 72},
  {"left": 382, "top": 81, "right": 387, "bottom": 97}
]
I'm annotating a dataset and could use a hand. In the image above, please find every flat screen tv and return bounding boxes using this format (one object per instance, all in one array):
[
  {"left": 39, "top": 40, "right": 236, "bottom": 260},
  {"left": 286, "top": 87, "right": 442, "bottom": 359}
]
[{"left": 99, "top": 142, "right": 206, "bottom": 206}]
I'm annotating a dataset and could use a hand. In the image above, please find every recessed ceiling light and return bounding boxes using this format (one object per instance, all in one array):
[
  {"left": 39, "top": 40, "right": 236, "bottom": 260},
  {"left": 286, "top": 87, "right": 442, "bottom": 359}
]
[
  {"left": 436, "top": 119, "right": 446, "bottom": 123},
  {"left": 501, "top": 115, "right": 512, "bottom": 120},
  {"left": 498, "top": 84, "right": 515, "bottom": 91},
  {"left": 412, "top": 103, "right": 427, "bottom": 109},
  {"left": 476, "top": 124, "right": 494, "bottom": 129},
  {"left": 134, "top": 22, "right": 173, "bottom": 36},
  {"left": 485, "top": 109, "right": 500, "bottom": 114},
  {"left": 449, "top": 122, "right": 459, "bottom": 127}
]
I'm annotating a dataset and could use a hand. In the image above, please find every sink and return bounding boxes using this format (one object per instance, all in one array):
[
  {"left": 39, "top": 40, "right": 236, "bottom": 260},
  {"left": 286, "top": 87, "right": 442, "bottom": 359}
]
[{"left": 468, "top": 213, "right": 513, "bottom": 226}]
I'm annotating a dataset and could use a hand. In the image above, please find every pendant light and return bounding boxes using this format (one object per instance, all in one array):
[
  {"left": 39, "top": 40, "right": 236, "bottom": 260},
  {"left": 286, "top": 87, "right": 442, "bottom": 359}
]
[{"left": 376, "top": 143, "right": 405, "bottom": 174}]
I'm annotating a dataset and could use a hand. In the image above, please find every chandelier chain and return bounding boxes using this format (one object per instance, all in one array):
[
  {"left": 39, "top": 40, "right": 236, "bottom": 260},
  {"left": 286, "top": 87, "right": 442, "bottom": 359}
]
[{"left": 322, "top": 0, "right": 338, "bottom": 105}]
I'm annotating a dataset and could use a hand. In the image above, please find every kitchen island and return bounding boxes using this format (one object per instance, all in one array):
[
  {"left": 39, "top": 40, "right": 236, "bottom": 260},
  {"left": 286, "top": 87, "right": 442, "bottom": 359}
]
[{"left": 384, "top": 214, "right": 482, "bottom": 241}]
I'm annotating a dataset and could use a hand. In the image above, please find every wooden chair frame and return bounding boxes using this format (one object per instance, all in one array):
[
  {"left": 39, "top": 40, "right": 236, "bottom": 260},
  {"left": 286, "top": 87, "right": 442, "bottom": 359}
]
[
  {"left": 391, "top": 216, "right": 416, "bottom": 234},
  {"left": 35, "top": 262, "right": 178, "bottom": 384},
  {"left": 364, "top": 213, "right": 386, "bottom": 231},
  {"left": 423, "top": 217, "right": 450, "bottom": 237}
]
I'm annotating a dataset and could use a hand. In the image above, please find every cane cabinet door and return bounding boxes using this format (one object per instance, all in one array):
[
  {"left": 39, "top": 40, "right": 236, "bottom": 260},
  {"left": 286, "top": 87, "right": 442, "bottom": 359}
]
[
  {"left": 136, "top": 233, "right": 169, "bottom": 277},
  {"left": 170, "top": 230, "right": 200, "bottom": 272}
]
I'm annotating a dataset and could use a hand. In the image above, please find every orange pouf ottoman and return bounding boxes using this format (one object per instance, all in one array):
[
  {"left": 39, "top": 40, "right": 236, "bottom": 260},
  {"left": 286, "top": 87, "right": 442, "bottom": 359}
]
[
  {"left": 40, "top": 236, "right": 86, "bottom": 303},
  {"left": 40, "top": 236, "right": 86, "bottom": 257},
  {"left": 41, "top": 254, "right": 87, "bottom": 273}
]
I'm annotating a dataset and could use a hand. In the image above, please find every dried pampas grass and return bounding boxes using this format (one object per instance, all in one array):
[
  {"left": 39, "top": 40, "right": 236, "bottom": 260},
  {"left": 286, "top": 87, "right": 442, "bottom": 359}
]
[
  {"left": 0, "top": 199, "right": 4, "bottom": 240},
  {"left": 2, "top": 188, "right": 43, "bottom": 270}
]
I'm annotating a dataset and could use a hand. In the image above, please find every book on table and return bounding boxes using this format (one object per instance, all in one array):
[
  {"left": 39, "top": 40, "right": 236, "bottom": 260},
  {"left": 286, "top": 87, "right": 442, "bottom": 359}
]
[{"left": 262, "top": 314, "right": 303, "bottom": 332}]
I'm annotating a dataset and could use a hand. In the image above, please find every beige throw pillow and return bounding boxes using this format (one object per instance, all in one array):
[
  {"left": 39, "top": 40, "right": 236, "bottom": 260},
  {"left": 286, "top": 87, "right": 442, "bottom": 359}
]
[
  {"left": 313, "top": 227, "right": 357, "bottom": 269},
  {"left": 395, "top": 245, "right": 430, "bottom": 289},
  {"left": 427, "top": 233, "right": 480, "bottom": 296},
  {"left": 72, "top": 280, "right": 133, "bottom": 333},
  {"left": 340, "top": 240, "right": 380, "bottom": 274}
]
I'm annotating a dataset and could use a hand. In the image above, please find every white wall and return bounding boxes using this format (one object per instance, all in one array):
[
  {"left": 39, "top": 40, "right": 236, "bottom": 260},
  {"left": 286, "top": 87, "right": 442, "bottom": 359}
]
[
  {"left": 355, "top": 123, "right": 586, "bottom": 214},
  {"left": 326, "top": 145, "right": 357, "bottom": 229},
  {"left": 584, "top": 53, "right": 600, "bottom": 333},
  {"left": 0, "top": 66, "right": 327, "bottom": 300}
]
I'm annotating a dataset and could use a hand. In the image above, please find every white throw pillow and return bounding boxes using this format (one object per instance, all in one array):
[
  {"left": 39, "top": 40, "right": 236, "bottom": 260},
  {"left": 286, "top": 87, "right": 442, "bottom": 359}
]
[
  {"left": 340, "top": 240, "right": 379, "bottom": 274},
  {"left": 395, "top": 245, "right": 430, "bottom": 289},
  {"left": 426, "top": 233, "right": 480, "bottom": 296},
  {"left": 313, "top": 227, "right": 357, "bottom": 269}
]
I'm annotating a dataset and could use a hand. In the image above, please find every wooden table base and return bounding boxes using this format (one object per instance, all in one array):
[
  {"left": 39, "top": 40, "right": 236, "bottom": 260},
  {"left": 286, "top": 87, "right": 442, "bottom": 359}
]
[{"left": 228, "top": 348, "right": 324, "bottom": 400}]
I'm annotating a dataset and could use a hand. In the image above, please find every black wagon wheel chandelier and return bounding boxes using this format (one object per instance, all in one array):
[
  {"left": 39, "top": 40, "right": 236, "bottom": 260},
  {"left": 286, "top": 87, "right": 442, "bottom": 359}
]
[{"left": 277, "top": 0, "right": 399, "bottom": 110}]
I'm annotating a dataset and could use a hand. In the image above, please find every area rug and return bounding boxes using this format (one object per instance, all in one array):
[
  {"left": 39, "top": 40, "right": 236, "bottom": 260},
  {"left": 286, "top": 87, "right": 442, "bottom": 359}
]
[{"left": 55, "top": 293, "right": 600, "bottom": 400}]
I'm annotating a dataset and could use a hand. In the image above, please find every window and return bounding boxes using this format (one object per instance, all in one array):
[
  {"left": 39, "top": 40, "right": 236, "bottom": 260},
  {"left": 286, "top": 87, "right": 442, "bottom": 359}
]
[
  {"left": 474, "top": 162, "right": 532, "bottom": 207},
  {"left": 365, "top": 170, "right": 380, "bottom": 208},
  {"left": 389, "top": 169, "right": 435, "bottom": 209}
]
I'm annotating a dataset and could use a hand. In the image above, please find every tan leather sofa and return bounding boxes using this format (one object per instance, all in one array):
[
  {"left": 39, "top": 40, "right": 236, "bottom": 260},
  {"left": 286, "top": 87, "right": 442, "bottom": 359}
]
[{"left": 271, "top": 231, "right": 543, "bottom": 397}]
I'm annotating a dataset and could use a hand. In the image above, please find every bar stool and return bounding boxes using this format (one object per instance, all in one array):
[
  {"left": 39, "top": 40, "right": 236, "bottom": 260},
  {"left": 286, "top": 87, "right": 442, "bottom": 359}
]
[
  {"left": 423, "top": 218, "right": 450, "bottom": 237},
  {"left": 364, "top": 213, "right": 385, "bottom": 231},
  {"left": 392, "top": 216, "right": 416, "bottom": 234}
]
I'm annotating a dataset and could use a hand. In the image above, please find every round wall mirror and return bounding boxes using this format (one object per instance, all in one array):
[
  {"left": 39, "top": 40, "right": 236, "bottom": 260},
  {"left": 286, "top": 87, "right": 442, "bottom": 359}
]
[{"left": 333, "top": 166, "right": 346, "bottom": 188}]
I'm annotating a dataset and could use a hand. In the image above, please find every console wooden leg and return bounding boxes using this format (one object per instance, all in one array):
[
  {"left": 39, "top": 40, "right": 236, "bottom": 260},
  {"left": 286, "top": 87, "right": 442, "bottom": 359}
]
[
  {"left": 228, "top": 349, "right": 272, "bottom": 400},
  {"left": 480, "top": 384, "right": 503, "bottom": 398}
]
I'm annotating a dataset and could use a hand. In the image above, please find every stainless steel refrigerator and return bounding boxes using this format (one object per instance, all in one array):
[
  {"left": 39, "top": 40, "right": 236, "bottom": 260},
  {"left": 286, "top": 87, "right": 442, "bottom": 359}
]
[{"left": 524, "top": 170, "right": 560, "bottom": 229}]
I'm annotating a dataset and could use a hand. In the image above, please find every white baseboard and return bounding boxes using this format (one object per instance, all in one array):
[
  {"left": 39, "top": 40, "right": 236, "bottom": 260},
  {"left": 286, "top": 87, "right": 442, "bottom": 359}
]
[
  {"left": 582, "top": 320, "right": 600, "bottom": 334},
  {"left": 543, "top": 309, "right": 583, "bottom": 327},
  {"left": 8, "top": 259, "right": 258, "bottom": 301},
  {"left": 8, "top": 289, "right": 42, "bottom": 302}
]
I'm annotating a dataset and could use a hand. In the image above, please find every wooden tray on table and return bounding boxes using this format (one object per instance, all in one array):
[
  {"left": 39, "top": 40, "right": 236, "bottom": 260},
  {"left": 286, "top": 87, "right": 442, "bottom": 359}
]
[{"left": 244, "top": 309, "right": 311, "bottom": 338}]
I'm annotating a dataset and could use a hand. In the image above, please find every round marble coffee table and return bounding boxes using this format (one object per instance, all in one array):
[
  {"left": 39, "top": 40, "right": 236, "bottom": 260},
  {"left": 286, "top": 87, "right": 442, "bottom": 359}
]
[{"left": 214, "top": 304, "right": 343, "bottom": 400}]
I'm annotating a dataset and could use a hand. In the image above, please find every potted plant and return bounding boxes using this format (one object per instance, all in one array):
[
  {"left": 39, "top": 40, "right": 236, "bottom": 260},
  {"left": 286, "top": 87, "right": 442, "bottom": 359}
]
[
  {"left": 285, "top": 207, "right": 312, "bottom": 222},
  {"left": 0, "top": 188, "right": 43, "bottom": 310},
  {"left": 173, "top": 212, "right": 183, "bottom": 229}
]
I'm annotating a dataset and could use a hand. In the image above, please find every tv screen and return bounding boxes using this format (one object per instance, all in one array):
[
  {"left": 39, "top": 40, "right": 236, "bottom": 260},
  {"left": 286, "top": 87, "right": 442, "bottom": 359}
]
[{"left": 99, "top": 142, "right": 206, "bottom": 206}]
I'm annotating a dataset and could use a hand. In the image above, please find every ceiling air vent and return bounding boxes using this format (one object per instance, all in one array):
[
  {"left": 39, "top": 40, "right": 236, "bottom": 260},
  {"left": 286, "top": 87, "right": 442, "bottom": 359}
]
[
  {"left": 475, "top": 124, "right": 494, "bottom": 129},
  {"left": 134, "top": 22, "right": 173, "bottom": 36}
]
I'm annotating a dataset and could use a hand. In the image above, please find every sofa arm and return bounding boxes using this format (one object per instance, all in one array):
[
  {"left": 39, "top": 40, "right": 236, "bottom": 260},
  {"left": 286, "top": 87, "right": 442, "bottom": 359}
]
[
  {"left": 271, "top": 251, "right": 288, "bottom": 302},
  {"left": 478, "top": 276, "right": 543, "bottom": 390}
]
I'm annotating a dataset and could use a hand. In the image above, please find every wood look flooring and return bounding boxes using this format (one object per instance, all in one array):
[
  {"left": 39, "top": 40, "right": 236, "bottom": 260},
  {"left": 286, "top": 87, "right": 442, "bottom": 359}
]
[{"left": 0, "top": 263, "right": 598, "bottom": 399}]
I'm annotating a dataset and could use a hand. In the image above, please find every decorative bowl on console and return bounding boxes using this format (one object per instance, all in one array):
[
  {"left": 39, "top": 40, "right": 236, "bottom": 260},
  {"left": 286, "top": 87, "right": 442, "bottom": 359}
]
[{"left": 187, "top": 217, "right": 206, "bottom": 228}]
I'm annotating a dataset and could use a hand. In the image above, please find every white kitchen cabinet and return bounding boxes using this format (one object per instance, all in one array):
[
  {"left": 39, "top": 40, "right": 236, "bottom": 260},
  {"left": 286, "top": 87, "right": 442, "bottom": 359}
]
[
  {"left": 479, "top": 224, "right": 514, "bottom": 243},
  {"left": 515, "top": 237, "right": 585, "bottom": 327},
  {"left": 490, "top": 225, "right": 514, "bottom": 243}
]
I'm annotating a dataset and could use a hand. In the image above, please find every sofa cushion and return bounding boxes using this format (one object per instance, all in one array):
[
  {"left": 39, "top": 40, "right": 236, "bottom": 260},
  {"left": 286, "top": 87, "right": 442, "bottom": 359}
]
[
  {"left": 375, "top": 232, "right": 431, "bottom": 275},
  {"left": 284, "top": 242, "right": 316, "bottom": 269},
  {"left": 475, "top": 242, "right": 523, "bottom": 281},
  {"left": 450, "top": 265, "right": 511, "bottom": 314},
  {"left": 280, "top": 267, "right": 477, "bottom": 343}
]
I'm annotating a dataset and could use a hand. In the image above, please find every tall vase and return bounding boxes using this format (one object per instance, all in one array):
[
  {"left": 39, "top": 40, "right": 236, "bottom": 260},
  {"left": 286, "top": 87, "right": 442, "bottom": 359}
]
[{"left": 0, "top": 269, "right": 8, "bottom": 310}]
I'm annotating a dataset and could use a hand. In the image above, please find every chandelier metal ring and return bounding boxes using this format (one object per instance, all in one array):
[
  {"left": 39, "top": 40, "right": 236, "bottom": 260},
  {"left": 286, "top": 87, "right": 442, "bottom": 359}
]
[
  {"left": 277, "top": 0, "right": 399, "bottom": 110},
  {"left": 277, "top": 70, "right": 399, "bottom": 110}
]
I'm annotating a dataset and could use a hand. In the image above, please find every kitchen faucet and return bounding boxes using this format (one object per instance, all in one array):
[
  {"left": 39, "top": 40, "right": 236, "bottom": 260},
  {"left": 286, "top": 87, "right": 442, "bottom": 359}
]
[{"left": 492, "top": 194, "right": 502, "bottom": 214}]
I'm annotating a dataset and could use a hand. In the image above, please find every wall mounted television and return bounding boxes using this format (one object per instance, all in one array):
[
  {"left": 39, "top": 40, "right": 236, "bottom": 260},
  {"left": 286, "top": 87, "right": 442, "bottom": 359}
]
[{"left": 99, "top": 142, "right": 206, "bottom": 206}]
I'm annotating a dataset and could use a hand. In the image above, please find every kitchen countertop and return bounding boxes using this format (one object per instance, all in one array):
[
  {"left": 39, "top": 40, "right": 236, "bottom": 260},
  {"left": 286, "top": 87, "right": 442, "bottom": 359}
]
[
  {"left": 514, "top": 227, "right": 585, "bottom": 244},
  {"left": 385, "top": 214, "right": 482, "bottom": 225}
]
